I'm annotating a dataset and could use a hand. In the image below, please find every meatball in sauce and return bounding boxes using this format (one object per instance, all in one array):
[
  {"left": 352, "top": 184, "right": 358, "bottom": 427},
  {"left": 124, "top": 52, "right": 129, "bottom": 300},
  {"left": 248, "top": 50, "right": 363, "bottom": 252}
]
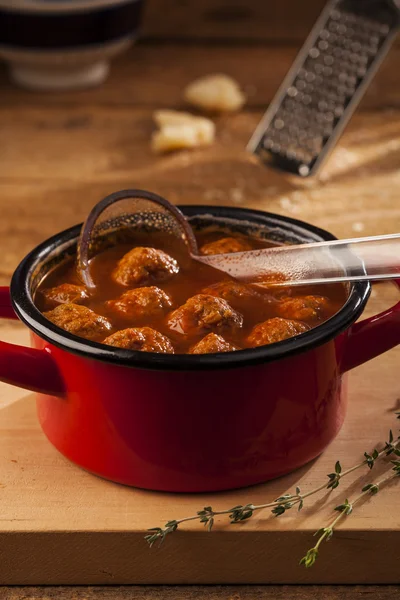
[
  {"left": 247, "top": 317, "right": 310, "bottom": 347},
  {"left": 167, "top": 294, "right": 243, "bottom": 336},
  {"left": 44, "top": 304, "right": 112, "bottom": 341},
  {"left": 39, "top": 283, "right": 88, "bottom": 310},
  {"left": 200, "top": 236, "right": 252, "bottom": 256},
  {"left": 190, "top": 333, "right": 239, "bottom": 354},
  {"left": 106, "top": 286, "right": 173, "bottom": 322},
  {"left": 276, "top": 295, "right": 330, "bottom": 322},
  {"left": 201, "top": 280, "right": 269, "bottom": 315},
  {"left": 112, "top": 246, "right": 179, "bottom": 286},
  {"left": 103, "top": 327, "right": 174, "bottom": 353}
]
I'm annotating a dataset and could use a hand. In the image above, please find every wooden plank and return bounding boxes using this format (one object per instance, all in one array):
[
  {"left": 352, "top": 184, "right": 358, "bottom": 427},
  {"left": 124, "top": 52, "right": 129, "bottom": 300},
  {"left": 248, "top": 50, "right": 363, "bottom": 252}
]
[
  {"left": 142, "top": 0, "right": 400, "bottom": 44},
  {"left": 3, "top": 586, "right": 400, "bottom": 600},
  {"left": 0, "top": 44, "right": 398, "bottom": 111},
  {"left": 0, "top": 44, "right": 399, "bottom": 587}
]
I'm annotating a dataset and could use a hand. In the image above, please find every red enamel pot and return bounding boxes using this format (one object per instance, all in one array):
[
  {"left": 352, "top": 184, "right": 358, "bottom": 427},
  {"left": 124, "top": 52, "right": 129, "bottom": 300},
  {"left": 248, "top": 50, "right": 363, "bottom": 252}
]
[{"left": 1, "top": 206, "right": 399, "bottom": 492}]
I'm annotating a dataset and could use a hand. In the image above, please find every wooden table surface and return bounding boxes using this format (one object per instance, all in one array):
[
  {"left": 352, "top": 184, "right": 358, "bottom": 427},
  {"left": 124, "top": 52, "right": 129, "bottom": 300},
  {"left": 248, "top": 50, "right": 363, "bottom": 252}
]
[
  {"left": 1, "top": 28, "right": 400, "bottom": 600},
  {"left": 3, "top": 586, "right": 400, "bottom": 600}
]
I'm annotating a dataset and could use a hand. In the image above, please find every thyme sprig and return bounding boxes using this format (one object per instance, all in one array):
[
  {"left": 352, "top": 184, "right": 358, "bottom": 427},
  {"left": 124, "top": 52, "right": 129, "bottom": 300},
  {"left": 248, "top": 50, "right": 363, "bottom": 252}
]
[
  {"left": 300, "top": 460, "right": 400, "bottom": 568},
  {"left": 145, "top": 416, "right": 400, "bottom": 548}
]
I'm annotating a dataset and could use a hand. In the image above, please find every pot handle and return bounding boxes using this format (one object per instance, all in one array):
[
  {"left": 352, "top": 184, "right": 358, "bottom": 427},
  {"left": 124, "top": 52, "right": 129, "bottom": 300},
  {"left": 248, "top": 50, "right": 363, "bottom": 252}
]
[
  {"left": 340, "top": 280, "right": 400, "bottom": 373},
  {"left": 0, "top": 286, "right": 65, "bottom": 396}
]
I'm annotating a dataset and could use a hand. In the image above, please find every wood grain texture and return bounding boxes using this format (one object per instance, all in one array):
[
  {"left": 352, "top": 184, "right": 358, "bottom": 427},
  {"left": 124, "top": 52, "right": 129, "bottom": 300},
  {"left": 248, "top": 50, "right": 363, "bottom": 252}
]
[
  {"left": 0, "top": 107, "right": 399, "bottom": 290},
  {"left": 142, "top": 0, "right": 400, "bottom": 44},
  {"left": 0, "top": 42, "right": 399, "bottom": 590},
  {"left": 3, "top": 586, "right": 400, "bottom": 600},
  {"left": 142, "top": 0, "right": 325, "bottom": 41},
  {"left": 0, "top": 45, "right": 398, "bottom": 110}
]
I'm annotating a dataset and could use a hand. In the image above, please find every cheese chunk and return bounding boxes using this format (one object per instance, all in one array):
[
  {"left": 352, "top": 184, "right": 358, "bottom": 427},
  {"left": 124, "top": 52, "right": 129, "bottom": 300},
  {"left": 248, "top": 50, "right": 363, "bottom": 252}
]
[
  {"left": 184, "top": 74, "right": 246, "bottom": 112},
  {"left": 151, "top": 110, "right": 215, "bottom": 153}
]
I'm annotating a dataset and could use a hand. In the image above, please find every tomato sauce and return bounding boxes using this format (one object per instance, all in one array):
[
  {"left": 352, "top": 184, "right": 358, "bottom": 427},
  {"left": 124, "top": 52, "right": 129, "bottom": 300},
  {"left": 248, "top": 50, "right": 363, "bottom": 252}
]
[{"left": 35, "top": 228, "right": 347, "bottom": 354}]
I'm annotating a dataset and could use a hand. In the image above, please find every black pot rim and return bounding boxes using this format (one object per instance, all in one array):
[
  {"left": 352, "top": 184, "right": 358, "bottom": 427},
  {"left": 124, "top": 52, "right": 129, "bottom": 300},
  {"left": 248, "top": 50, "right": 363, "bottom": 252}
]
[{"left": 10, "top": 205, "right": 370, "bottom": 371}]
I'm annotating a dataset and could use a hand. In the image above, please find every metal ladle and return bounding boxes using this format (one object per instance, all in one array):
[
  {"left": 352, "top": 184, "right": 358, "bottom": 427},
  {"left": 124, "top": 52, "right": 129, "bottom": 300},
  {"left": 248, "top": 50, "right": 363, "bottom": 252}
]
[{"left": 77, "top": 189, "right": 400, "bottom": 290}]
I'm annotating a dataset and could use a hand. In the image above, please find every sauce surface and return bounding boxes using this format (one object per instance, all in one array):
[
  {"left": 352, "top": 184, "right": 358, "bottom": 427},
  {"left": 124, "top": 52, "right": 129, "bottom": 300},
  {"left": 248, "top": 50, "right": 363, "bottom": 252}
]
[{"left": 35, "top": 228, "right": 347, "bottom": 354}]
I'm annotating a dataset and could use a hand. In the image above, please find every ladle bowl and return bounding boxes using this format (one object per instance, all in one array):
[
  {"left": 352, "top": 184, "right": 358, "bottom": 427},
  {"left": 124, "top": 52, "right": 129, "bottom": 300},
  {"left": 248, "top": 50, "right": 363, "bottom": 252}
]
[{"left": 78, "top": 189, "right": 400, "bottom": 290}]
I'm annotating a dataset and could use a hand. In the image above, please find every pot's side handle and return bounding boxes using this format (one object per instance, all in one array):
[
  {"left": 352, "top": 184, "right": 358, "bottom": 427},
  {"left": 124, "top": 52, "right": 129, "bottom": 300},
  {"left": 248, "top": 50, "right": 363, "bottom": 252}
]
[
  {"left": 0, "top": 286, "right": 65, "bottom": 397},
  {"left": 340, "top": 280, "right": 400, "bottom": 373}
]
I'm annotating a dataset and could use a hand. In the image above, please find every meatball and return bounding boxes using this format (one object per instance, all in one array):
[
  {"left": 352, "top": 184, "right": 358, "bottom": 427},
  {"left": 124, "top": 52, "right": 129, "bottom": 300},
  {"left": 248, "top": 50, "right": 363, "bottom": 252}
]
[
  {"left": 202, "top": 280, "right": 260, "bottom": 309},
  {"left": 276, "top": 295, "right": 330, "bottom": 322},
  {"left": 44, "top": 303, "right": 112, "bottom": 340},
  {"left": 200, "top": 236, "right": 252, "bottom": 256},
  {"left": 251, "top": 272, "right": 291, "bottom": 299},
  {"left": 167, "top": 294, "right": 243, "bottom": 336},
  {"left": 40, "top": 283, "right": 88, "bottom": 310},
  {"left": 247, "top": 317, "right": 309, "bottom": 347},
  {"left": 103, "top": 327, "right": 174, "bottom": 353},
  {"left": 112, "top": 247, "right": 179, "bottom": 286},
  {"left": 190, "top": 333, "right": 239, "bottom": 354},
  {"left": 107, "top": 286, "right": 173, "bottom": 321}
]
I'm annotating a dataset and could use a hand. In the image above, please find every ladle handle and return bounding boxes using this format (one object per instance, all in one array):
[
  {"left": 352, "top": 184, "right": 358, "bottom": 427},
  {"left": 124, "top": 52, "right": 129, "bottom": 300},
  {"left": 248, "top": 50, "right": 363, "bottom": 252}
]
[
  {"left": 272, "top": 233, "right": 400, "bottom": 286},
  {"left": 198, "top": 233, "right": 400, "bottom": 286}
]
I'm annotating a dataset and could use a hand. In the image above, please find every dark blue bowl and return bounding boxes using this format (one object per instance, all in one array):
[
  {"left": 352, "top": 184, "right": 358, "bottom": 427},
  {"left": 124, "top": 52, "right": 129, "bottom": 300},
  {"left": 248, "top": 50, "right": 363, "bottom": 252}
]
[{"left": 0, "top": 0, "right": 145, "bottom": 90}]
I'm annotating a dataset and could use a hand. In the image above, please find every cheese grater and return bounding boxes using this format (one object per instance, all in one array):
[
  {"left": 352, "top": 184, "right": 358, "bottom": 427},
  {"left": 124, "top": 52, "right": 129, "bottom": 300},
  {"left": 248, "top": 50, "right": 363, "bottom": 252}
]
[{"left": 248, "top": 0, "right": 400, "bottom": 177}]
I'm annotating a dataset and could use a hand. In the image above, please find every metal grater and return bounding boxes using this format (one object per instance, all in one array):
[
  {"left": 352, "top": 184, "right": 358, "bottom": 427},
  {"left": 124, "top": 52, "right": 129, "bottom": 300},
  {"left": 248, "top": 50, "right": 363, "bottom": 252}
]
[{"left": 248, "top": 0, "right": 400, "bottom": 177}]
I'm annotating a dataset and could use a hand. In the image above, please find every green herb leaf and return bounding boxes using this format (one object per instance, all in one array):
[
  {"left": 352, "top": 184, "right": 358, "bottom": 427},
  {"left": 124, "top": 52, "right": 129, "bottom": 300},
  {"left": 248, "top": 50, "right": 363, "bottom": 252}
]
[
  {"left": 326, "top": 461, "right": 342, "bottom": 489},
  {"left": 145, "top": 527, "right": 164, "bottom": 548},
  {"left": 325, "top": 527, "right": 334, "bottom": 542},
  {"left": 313, "top": 528, "right": 326, "bottom": 538},
  {"left": 326, "top": 472, "right": 340, "bottom": 489},
  {"left": 165, "top": 520, "right": 178, "bottom": 529},
  {"left": 274, "top": 494, "right": 292, "bottom": 502},
  {"left": 392, "top": 460, "right": 400, "bottom": 475},
  {"left": 364, "top": 448, "right": 380, "bottom": 469},
  {"left": 229, "top": 504, "right": 254, "bottom": 523},
  {"left": 364, "top": 452, "right": 374, "bottom": 469},
  {"left": 334, "top": 499, "right": 352, "bottom": 515},
  {"left": 300, "top": 547, "right": 318, "bottom": 568},
  {"left": 362, "top": 483, "right": 379, "bottom": 495},
  {"left": 272, "top": 505, "right": 286, "bottom": 517}
]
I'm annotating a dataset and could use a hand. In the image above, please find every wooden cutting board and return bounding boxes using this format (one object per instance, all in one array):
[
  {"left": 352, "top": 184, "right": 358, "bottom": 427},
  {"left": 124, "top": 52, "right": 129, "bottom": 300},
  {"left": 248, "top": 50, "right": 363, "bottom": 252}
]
[{"left": 0, "top": 283, "right": 399, "bottom": 586}]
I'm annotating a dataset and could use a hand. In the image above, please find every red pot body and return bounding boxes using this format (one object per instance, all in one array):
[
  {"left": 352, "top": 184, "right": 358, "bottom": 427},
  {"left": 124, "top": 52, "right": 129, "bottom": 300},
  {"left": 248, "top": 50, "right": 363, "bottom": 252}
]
[
  {"left": 1, "top": 206, "right": 399, "bottom": 492},
  {"left": 32, "top": 332, "right": 346, "bottom": 492}
]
